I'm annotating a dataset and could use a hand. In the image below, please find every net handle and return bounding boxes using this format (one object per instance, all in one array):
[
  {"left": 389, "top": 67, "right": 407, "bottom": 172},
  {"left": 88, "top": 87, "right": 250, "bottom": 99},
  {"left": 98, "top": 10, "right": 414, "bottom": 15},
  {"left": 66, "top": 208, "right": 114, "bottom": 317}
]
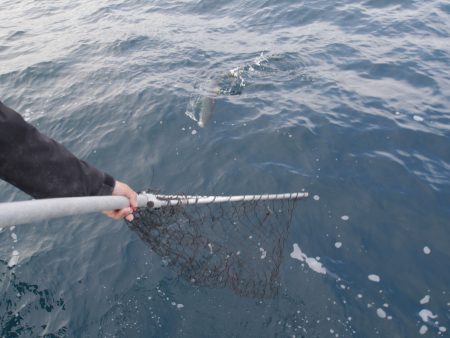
[
  {"left": 0, "top": 195, "right": 148, "bottom": 227},
  {"left": 0, "top": 192, "right": 308, "bottom": 227}
]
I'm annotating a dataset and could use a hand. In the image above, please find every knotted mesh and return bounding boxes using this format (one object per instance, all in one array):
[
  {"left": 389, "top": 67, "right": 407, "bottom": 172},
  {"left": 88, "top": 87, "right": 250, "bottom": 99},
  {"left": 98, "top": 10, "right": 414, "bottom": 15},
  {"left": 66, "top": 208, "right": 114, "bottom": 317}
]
[{"left": 128, "top": 196, "right": 299, "bottom": 298}]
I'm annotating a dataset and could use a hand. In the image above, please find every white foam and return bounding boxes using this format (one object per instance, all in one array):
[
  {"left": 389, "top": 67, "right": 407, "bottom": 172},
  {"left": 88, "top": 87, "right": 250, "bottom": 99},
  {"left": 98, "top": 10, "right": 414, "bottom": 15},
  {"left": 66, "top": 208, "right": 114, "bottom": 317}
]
[
  {"left": 290, "top": 243, "right": 326, "bottom": 274},
  {"left": 191, "top": 129, "right": 197, "bottom": 135},
  {"left": 368, "top": 274, "right": 381, "bottom": 282},
  {"left": 9, "top": 226, "right": 15, "bottom": 231},
  {"left": 11, "top": 233, "right": 17, "bottom": 242},
  {"left": 184, "top": 108, "right": 198, "bottom": 123},
  {"left": 376, "top": 308, "right": 386, "bottom": 319},
  {"left": 341, "top": 215, "right": 349, "bottom": 221},
  {"left": 177, "top": 304, "right": 184, "bottom": 309},
  {"left": 413, "top": 115, "right": 424, "bottom": 122},
  {"left": 8, "top": 250, "right": 19, "bottom": 267},
  {"left": 253, "top": 52, "right": 267, "bottom": 66},
  {"left": 418, "top": 309, "right": 437, "bottom": 322},
  {"left": 229, "top": 67, "right": 241, "bottom": 78},
  {"left": 290, "top": 244, "right": 303, "bottom": 261},
  {"left": 313, "top": 195, "right": 320, "bottom": 201},
  {"left": 439, "top": 327, "right": 446, "bottom": 332},
  {"left": 334, "top": 242, "right": 342, "bottom": 249},
  {"left": 423, "top": 246, "right": 431, "bottom": 254},
  {"left": 420, "top": 295, "right": 430, "bottom": 304},
  {"left": 419, "top": 325, "right": 428, "bottom": 335},
  {"left": 259, "top": 247, "right": 267, "bottom": 259}
]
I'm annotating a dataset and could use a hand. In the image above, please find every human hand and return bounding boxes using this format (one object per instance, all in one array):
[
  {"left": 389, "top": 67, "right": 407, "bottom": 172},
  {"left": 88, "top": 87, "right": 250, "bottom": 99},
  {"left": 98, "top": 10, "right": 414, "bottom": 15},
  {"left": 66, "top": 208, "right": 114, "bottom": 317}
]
[{"left": 103, "top": 180, "right": 138, "bottom": 221}]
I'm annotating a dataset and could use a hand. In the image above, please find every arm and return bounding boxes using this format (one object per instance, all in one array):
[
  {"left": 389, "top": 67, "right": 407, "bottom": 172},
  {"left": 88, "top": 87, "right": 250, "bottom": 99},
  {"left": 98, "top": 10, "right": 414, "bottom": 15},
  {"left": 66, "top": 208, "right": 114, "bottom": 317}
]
[{"left": 0, "top": 101, "right": 136, "bottom": 220}]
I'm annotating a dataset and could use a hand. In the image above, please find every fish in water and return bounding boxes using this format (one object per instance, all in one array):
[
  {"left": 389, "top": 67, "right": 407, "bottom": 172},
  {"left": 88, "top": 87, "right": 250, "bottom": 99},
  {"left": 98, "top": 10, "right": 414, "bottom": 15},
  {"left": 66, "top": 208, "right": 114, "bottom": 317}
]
[
  {"left": 188, "top": 79, "right": 220, "bottom": 128},
  {"left": 187, "top": 53, "right": 268, "bottom": 127},
  {"left": 198, "top": 93, "right": 216, "bottom": 128},
  {"left": 199, "top": 79, "right": 220, "bottom": 128}
]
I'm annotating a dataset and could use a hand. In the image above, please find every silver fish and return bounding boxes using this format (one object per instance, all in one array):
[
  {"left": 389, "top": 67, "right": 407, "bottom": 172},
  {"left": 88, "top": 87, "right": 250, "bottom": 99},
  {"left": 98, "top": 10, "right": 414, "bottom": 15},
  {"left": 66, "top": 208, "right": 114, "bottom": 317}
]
[
  {"left": 198, "top": 80, "right": 220, "bottom": 128},
  {"left": 198, "top": 94, "right": 216, "bottom": 128}
]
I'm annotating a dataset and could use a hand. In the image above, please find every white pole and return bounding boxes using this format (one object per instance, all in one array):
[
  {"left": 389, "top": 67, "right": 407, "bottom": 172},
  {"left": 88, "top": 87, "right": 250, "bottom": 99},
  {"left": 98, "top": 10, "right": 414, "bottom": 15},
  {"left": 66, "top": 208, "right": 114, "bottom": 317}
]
[
  {"left": 0, "top": 195, "right": 148, "bottom": 227},
  {"left": 0, "top": 192, "right": 308, "bottom": 227}
]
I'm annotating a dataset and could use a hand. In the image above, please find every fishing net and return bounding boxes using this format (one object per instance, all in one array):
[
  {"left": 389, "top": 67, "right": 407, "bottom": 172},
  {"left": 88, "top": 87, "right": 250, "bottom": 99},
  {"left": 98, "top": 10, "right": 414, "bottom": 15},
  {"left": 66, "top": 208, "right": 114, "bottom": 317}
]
[{"left": 128, "top": 192, "right": 304, "bottom": 298}]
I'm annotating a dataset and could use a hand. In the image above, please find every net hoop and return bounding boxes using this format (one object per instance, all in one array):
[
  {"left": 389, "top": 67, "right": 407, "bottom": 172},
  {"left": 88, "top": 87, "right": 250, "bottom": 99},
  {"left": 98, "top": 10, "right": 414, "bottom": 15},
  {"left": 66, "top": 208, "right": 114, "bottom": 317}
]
[{"left": 145, "top": 192, "right": 308, "bottom": 208}]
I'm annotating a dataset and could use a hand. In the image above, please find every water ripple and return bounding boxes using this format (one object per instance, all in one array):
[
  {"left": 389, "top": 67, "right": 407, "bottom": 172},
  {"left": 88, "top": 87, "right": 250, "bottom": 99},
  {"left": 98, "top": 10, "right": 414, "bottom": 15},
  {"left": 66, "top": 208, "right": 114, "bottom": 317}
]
[{"left": 1, "top": 0, "right": 450, "bottom": 337}]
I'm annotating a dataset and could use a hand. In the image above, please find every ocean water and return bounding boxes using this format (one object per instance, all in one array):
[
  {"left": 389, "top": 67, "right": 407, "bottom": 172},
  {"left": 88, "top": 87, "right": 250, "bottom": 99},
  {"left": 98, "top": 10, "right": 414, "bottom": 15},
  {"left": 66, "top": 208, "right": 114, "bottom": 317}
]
[{"left": 1, "top": 0, "right": 450, "bottom": 337}]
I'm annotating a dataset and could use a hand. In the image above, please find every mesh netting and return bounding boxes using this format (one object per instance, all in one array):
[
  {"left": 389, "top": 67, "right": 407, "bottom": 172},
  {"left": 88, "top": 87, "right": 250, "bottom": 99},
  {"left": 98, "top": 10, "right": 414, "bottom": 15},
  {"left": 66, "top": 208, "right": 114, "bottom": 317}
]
[{"left": 128, "top": 196, "right": 299, "bottom": 298}]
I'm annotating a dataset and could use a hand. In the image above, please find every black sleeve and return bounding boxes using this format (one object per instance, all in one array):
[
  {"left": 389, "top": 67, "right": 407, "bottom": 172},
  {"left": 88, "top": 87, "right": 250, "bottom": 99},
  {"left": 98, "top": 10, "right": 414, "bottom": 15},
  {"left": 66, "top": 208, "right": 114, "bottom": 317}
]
[{"left": 0, "top": 101, "right": 115, "bottom": 199}]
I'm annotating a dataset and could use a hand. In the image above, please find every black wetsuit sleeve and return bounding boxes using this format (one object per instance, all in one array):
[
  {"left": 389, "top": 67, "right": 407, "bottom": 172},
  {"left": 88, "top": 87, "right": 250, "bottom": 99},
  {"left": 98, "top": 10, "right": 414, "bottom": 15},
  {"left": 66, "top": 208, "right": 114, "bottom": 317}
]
[{"left": 0, "top": 101, "right": 115, "bottom": 199}]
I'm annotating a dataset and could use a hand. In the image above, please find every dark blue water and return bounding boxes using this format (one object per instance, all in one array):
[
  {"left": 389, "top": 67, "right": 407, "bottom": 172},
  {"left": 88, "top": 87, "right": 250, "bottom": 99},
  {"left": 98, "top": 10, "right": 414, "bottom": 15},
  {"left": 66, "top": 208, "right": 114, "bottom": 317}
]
[{"left": 1, "top": 0, "right": 449, "bottom": 337}]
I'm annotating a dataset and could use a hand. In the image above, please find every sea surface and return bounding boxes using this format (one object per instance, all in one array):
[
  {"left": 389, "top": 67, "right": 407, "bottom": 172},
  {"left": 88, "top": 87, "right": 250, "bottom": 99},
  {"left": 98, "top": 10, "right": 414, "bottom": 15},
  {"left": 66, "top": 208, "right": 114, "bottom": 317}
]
[{"left": 1, "top": 0, "right": 450, "bottom": 337}]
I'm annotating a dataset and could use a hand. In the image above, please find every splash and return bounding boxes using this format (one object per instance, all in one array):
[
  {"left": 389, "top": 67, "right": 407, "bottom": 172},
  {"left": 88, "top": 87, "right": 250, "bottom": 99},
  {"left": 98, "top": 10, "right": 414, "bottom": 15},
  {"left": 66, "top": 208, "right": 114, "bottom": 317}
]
[
  {"left": 185, "top": 52, "right": 270, "bottom": 127},
  {"left": 290, "top": 243, "right": 327, "bottom": 274}
]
